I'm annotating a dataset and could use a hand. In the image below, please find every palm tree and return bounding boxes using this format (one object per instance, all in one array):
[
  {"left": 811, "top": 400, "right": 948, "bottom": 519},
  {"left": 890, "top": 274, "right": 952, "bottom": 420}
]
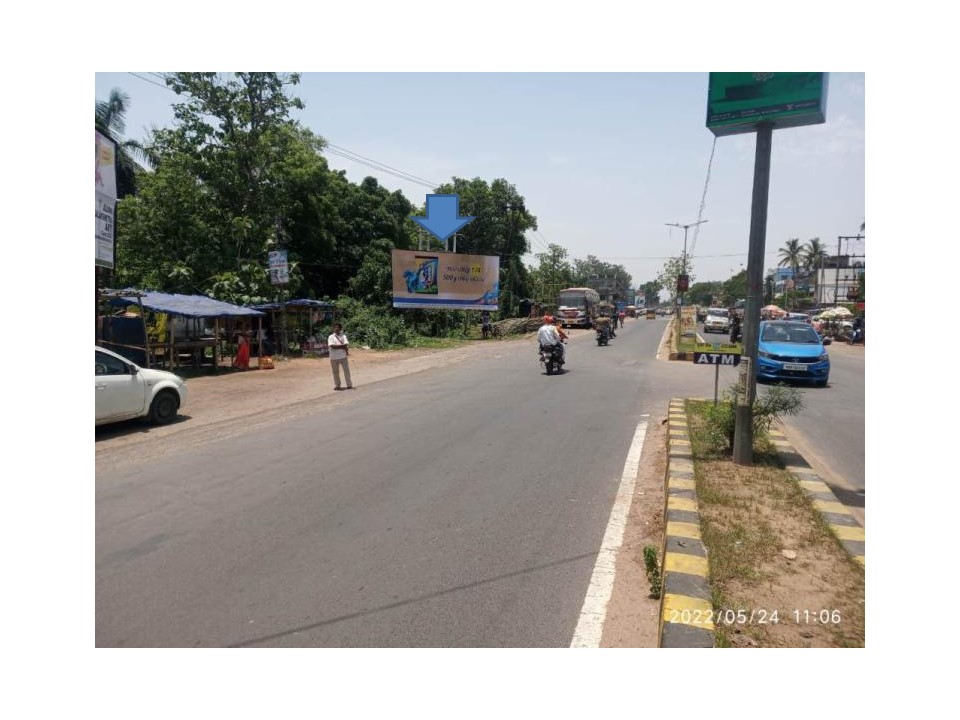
[
  {"left": 803, "top": 237, "right": 828, "bottom": 307},
  {"left": 95, "top": 88, "right": 151, "bottom": 198},
  {"left": 778, "top": 238, "right": 803, "bottom": 308}
]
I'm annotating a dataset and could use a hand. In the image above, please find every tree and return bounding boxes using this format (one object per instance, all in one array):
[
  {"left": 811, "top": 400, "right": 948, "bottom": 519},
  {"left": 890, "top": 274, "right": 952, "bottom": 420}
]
[
  {"left": 721, "top": 270, "right": 748, "bottom": 305},
  {"left": 655, "top": 256, "right": 693, "bottom": 303},
  {"left": 639, "top": 280, "right": 661, "bottom": 306},
  {"left": 778, "top": 238, "right": 803, "bottom": 309},
  {"left": 803, "top": 237, "right": 828, "bottom": 306},
  {"left": 528, "top": 244, "right": 574, "bottom": 304},
  {"left": 688, "top": 280, "right": 723, "bottom": 307},
  {"left": 433, "top": 177, "right": 537, "bottom": 316}
]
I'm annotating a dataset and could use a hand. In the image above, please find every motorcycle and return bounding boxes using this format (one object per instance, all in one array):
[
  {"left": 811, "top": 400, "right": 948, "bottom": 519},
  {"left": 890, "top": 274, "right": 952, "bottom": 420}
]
[
  {"left": 539, "top": 342, "right": 565, "bottom": 375},
  {"left": 848, "top": 327, "right": 864, "bottom": 345},
  {"left": 596, "top": 324, "right": 610, "bottom": 346}
]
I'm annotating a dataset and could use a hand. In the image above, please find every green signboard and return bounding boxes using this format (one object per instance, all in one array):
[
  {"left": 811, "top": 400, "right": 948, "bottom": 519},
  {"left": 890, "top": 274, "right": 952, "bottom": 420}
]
[{"left": 706, "top": 73, "right": 827, "bottom": 136}]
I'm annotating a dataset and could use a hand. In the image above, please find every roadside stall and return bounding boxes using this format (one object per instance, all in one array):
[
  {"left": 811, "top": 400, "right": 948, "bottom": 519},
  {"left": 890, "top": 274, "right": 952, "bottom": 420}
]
[
  {"left": 98, "top": 289, "right": 265, "bottom": 372},
  {"left": 248, "top": 299, "right": 337, "bottom": 357}
]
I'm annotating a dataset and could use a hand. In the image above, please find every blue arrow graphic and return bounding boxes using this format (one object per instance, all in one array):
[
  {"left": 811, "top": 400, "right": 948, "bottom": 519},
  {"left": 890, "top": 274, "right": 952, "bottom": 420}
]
[{"left": 410, "top": 194, "right": 475, "bottom": 242}]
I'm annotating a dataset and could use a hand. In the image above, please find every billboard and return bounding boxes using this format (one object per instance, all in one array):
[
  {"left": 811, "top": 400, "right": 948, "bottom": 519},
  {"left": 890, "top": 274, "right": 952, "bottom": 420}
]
[
  {"left": 706, "top": 73, "right": 828, "bottom": 137},
  {"left": 269, "top": 249, "right": 289, "bottom": 285},
  {"left": 95, "top": 130, "right": 118, "bottom": 268},
  {"left": 391, "top": 250, "right": 499, "bottom": 310}
]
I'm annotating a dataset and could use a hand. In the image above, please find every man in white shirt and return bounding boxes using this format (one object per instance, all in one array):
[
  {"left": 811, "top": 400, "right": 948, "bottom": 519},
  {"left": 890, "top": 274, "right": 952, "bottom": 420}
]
[
  {"left": 327, "top": 323, "right": 353, "bottom": 390},
  {"left": 537, "top": 315, "right": 565, "bottom": 362}
]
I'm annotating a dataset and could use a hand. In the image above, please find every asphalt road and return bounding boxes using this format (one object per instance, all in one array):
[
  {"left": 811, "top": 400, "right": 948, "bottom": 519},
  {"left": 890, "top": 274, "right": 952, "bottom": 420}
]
[
  {"left": 96, "top": 318, "right": 865, "bottom": 646},
  {"left": 97, "top": 319, "right": 673, "bottom": 647}
]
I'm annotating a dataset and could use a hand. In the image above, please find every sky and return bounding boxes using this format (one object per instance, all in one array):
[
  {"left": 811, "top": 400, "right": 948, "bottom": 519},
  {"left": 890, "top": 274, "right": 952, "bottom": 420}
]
[{"left": 95, "top": 72, "right": 865, "bottom": 295}]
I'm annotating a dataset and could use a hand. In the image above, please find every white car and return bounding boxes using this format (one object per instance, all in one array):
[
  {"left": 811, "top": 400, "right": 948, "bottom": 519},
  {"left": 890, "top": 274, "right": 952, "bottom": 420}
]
[
  {"left": 95, "top": 346, "right": 188, "bottom": 426},
  {"left": 703, "top": 308, "right": 731, "bottom": 334}
]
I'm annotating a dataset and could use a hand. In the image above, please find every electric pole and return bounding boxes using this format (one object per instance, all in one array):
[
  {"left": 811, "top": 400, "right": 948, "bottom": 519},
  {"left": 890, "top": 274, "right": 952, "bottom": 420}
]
[{"left": 666, "top": 220, "right": 708, "bottom": 345}]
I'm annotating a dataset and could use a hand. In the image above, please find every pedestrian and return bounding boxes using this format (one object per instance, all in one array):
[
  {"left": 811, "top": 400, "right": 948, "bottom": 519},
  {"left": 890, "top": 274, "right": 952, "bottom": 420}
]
[
  {"left": 232, "top": 321, "right": 250, "bottom": 370},
  {"left": 618, "top": 310, "right": 625, "bottom": 328},
  {"left": 730, "top": 312, "right": 742, "bottom": 344},
  {"left": 481, "top": 310, "right": 491, "bottom": 340},
  {"left": 327, "top": 323, "right": 353, "bottom": 390}
]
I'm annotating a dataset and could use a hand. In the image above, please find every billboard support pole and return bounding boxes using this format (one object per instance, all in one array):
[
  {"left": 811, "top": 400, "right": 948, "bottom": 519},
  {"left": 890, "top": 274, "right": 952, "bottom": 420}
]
[{"left": 733, "top": 123, "right": 773, "bottom": 466}]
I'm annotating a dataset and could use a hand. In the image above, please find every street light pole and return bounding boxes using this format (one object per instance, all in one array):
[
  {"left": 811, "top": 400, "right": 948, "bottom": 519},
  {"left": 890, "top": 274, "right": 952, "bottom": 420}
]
[{"left": 666, "top": 220, "right": 708, "bottom": 344}]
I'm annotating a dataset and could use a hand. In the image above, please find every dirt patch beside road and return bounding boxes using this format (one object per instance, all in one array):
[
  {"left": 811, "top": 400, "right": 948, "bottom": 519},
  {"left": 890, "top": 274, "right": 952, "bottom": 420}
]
[{"left": 601, "top": 415, "right": 667, "bottom": 647}]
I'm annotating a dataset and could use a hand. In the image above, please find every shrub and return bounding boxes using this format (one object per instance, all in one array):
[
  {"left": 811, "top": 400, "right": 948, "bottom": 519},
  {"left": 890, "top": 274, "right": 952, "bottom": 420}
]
[
  {"left": 701, "top": 384, "right": 804, "bottom": 454},
  {"left": 334, "top": 297, "right": 413, "bottom": 349}
]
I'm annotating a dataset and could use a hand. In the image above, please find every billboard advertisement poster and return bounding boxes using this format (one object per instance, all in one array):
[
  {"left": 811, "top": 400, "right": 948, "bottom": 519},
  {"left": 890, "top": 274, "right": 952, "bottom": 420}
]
[
  {"left": 706, "top": 73, "right": 827, "bottom": 137},
  {"left": 680, "top": 306, "right": 697, "bottom": 336},
  {"left": 392, "top": 250, "right": 499, "bottom": 310},
  {"left": 269, "top": 249, "right": 289, "bottom": 285},
  {"left": 95, "top": 130, "right": 118, "bottom": 268}
]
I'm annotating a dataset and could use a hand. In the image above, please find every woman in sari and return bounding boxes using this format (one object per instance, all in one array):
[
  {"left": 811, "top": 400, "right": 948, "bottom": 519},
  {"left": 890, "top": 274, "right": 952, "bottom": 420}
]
[{"left": 233, "top": 322, "right": 250, "bottom": 370}]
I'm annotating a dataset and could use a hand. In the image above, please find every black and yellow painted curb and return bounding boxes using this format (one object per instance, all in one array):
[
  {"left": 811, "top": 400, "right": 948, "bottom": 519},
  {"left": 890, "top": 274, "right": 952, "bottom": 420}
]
[
  {"left": 658, "top": 398, "right": 715, "bottom": 648},
  {"left": 767, "top": 428, "right": 865, "bottom": 567}
]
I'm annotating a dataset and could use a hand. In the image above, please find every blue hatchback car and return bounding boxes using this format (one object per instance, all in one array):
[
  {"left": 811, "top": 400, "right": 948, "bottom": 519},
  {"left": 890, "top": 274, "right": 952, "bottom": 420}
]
[{"left": 757, "top": 321, "right": 830, "bottom": 386}]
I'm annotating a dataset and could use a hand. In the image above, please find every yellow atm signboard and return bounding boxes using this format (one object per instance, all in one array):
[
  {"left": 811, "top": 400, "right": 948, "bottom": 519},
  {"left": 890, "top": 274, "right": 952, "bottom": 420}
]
[{"left": 707, "top": 73, "right": 827, "bottom": 137}]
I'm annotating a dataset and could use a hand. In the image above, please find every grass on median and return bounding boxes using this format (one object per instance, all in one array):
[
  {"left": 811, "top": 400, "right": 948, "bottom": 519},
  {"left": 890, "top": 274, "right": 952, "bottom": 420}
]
[{"left": 685, "top": 399, "right": 865, "bottom": 648}]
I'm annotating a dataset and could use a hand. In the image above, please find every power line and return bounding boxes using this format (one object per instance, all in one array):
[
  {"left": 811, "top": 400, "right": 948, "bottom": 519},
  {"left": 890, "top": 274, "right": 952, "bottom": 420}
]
[
  {"left": 128, "top": 72, "right": 170, "bottom": 91},
  {"left": 689, "top": 135, "right": 718, "bottom": 258}
]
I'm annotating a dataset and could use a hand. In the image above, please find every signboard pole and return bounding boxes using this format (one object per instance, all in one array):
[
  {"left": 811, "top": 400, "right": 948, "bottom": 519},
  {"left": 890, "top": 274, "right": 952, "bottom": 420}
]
[
  {"left": 733, "top": 123, "right": 773, "bottom": 466},
  {"left": 715, "top": 363, "right": 720, "bottom": 406}
]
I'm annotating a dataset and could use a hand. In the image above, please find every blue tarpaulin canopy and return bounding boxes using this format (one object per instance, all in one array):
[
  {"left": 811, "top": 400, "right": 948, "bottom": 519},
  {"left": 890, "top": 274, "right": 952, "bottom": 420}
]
[
  {"left": 104, "top": 289, "right": 265, "bottom": 318},
  {"left": 249, "top": 299, "right": 334, "bottom": 311}
]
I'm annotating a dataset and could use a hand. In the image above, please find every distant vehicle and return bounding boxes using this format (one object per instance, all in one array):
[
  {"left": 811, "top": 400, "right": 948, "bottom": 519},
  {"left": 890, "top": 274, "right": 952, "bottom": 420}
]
[
  {"left": 696, "top": 306, "right": 708, "bottom": 322},
  {"left": 784, "top": 312, "right": 812, "bottom": 324},
  {"left": 626, "top": 305, "right": 637, "bottom": 318},
  {"left": 703, "top": 307, "right": 731, "bottom": 334},
  {"left": 556, "top": 287, "right": 600, "bottom": 328},
  {"left": 96, "top": 346, "right": 188, "bottom": 426},
  {"left": 757, "top": 321, "right": 830, "bottom": 387}
]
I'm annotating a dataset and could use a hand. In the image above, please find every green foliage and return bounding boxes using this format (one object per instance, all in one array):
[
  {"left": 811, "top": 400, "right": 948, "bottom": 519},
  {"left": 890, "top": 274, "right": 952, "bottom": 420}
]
[
  {"left": 570, "top": 255, "right": 632, "bottom": 294},
  {"left": 656, "top": 256, "right": 693, "bottom": 303},
  {"left": 346, "top": 238, "right": 396, "bottom": 307},
  {"left": 334, "top": 297, "right": 413, "bottom": 349},
  {"left": 433, "top": 177, "right": 537, "bottom": 316},
  {"left": 701, "top": 385, "right": 805, "bottom": 454},
  {"left": 688, "top": 280, "right": 723, "bottom": 307},
  {"left": 721, "top": 270, "right": 747, "bottom": 306},
  {"left": 643, "top": 546, "right": 663, "bottom": 599},
  {"left": 528, "top": 244, "right": 574, "bottom": 304}
]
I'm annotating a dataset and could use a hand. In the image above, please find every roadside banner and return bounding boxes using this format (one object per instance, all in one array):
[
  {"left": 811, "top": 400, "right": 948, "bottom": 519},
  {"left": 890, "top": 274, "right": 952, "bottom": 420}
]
[
  {"left": 269, "top": 249, "right": 289, "bottom": 285},
  {"left": 680, "top": 306, "right": 697, "bottom": 337},
  {"left": 95, "top": 130, "right": 117, "bottom": 268},
  {"left": 391, "top": 249, "right": 499, "bottom": 310}
]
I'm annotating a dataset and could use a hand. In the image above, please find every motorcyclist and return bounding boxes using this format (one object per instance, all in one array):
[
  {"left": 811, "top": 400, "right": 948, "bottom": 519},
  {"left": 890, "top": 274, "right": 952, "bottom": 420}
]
[
  {"left": 538, "top": 315, "right": 566, "bottom": 363},
  {"left": 594, "top": 314, "right": 613, "bottom": 342}
]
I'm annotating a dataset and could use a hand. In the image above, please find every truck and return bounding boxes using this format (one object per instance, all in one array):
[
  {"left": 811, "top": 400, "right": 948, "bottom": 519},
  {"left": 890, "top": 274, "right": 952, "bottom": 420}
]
[{"left": 556, "top": 287, "right": 601, "bottom": 328}]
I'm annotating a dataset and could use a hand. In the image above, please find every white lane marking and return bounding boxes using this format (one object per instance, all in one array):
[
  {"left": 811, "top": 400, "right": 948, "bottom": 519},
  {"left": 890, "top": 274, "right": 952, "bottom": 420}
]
[{"left": 570, "top": 416, "right": 649, "bottom": 648}]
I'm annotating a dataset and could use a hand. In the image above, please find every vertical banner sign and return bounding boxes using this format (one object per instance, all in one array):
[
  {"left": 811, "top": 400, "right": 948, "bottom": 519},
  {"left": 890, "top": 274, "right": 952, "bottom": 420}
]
[
  {"left": 680, "top": 306, "right": 697, "bottom": 337},
  {"left": 95, "top": 130, "right": 118, "bottom": 268},
  {"left": 269, "top": 249, "right": 289, "bottom": 285},
  {"left": 391, "top": 250, "right": 499, "bottom": 310}
]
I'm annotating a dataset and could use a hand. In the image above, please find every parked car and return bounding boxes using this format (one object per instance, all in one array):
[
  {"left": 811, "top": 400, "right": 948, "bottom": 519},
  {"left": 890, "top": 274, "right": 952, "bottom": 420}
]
[
  {"left": 95, "top": 346, "right": 188, "bottom": 426},
  {"left": 703, "top": 307, "right": 731, "bottom": 334},
  {"left": 757, "top": 321, "right": 830, "bottom": 387},
  {"left": 784, "top": 312, "right": 812, "bottom": 324}
]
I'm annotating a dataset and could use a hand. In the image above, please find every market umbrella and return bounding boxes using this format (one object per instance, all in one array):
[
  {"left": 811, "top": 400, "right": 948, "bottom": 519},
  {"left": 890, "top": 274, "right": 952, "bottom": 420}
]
[{"left": 831, "top": 306, "right": 853, "bottom": 317}]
